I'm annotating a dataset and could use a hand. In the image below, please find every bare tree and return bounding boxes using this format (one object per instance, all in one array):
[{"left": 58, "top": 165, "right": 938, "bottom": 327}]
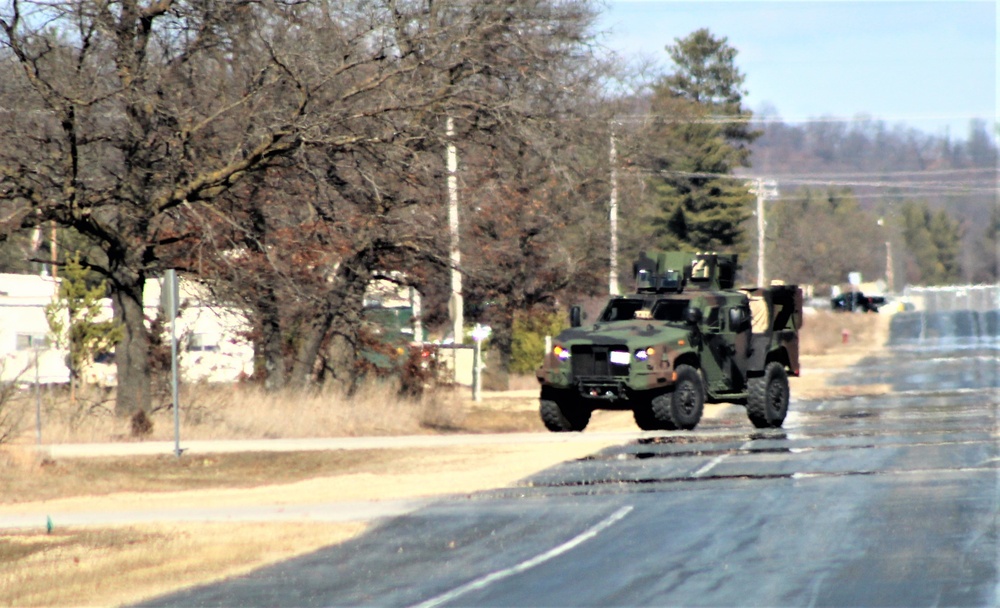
[
  {"left": 184, "top": 0, "right": 614, "bottom": 389},
  {"left": 0, "top": 1, "right": 320, "bottom": 414},
  {"left": 0, "top": 0, "right": 616, "bottom": 402}
]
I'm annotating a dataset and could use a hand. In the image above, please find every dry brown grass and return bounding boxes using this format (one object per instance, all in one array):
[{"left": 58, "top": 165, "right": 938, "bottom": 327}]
[
  {"left": 793, "top": 310, "right": 894, "bottom": 399},
  {"left": 1, "top": 522, "right": 367, "bottom": 607},
  {"left": 0, "top": 441, "right": 623, "bottom": 607},
  {"left": 0, "top": 315, "right": 888, "bottom": 449},
  {"left": 4, "top": 380, "right": 474, "bottom": 446},
  {"left": 0, "top": 448, "right": 441, "bottom": 505},
  {"left": 800, "top": 309, "right": 890, "bottom": 356}
]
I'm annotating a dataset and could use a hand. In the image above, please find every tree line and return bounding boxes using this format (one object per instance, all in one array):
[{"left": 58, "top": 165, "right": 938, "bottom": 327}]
[{"left": 750, "top": 118, "right": 997, "bottom": 290}]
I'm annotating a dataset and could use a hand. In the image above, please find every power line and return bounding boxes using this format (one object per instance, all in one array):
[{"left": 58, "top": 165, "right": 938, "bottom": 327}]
[
  {"left": 771, "top": 177, "right": 996, "bottom": 193},
  {"left": 753, "top": 168, "right": 997, "bottom": 180},
  {"left": 620, "top": 168, "right": 999, "bottom": 196},
  {"left": 774, "top": 191, "right": 996, "bottom": 202},
  {"left": 610, "top": 113, "right": 996, "bottom": 126}
]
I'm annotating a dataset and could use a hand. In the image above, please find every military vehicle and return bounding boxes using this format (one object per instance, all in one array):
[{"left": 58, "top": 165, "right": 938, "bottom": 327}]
[{"left": 536, "top": 251, "right": 803, "bottom": 432}]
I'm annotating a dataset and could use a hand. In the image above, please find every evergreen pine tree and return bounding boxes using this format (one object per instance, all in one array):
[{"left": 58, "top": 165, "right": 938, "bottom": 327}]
[
  {"left": 45, "top": 254, "right": 124, "bottom": 397},
  {"left": 928, "top": 210, "right": 962, "bottom": 283},
  {"left": 900, "top": 202, "right": 963, "bottom": 285},
  {"left": 645, "top": 29, "right": 759, "bottom": 254},
  {"left": 973, "top": 206, "right": 1000, "bottom": 282}
]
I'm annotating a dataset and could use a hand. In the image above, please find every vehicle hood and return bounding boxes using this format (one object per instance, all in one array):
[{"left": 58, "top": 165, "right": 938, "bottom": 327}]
[{"left": 554, "top": 320, "right": 689, "bottom": 346}]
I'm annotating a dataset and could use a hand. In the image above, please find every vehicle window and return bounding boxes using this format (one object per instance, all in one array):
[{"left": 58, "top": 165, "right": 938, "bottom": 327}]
[
  {"left": 600, "top": 299, "right": 646, "bottom": 322},
  {"left": 652, "top": 299, "right": 690, "bottom": 321},
  {"left": 705, "top": 307, "right": 720, "bottom": 330}
]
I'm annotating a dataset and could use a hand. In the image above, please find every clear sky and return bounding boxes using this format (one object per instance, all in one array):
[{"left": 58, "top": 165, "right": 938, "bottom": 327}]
[{"left": 596, "top": 1, "right": 997, "bottom": 140}]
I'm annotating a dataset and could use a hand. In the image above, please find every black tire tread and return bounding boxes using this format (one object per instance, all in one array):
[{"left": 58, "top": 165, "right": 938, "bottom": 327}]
[
  {"left": 650, "top": 364, "right": 703, "bottom": 430},
  {"left": 540, "top": 398, "right": 591, "bottom": 432},
  {"left": 747, "top": 361, "right": 789, "bottom": 428},
  {"left": 632, "top": 402, "right": 663, "bottom": 430}
]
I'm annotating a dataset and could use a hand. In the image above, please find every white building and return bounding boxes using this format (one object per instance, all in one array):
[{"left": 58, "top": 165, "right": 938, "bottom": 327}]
[
  {"left": 0, "top": 274, "right": 69, "bottom": 383},
  {"left": 0, "top": 273, "right": 254, "bottom": 385},
  {"left": 146, "top": 278, "right": 255, "bottom": 383}
]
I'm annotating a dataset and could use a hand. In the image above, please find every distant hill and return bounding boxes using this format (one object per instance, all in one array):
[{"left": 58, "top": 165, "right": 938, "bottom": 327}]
[
  {"left": 749, "top": 118, "right": 996, "bottom": 177},
  {"left": 746, "top": 118, "right": 997, "bottom": 283}
]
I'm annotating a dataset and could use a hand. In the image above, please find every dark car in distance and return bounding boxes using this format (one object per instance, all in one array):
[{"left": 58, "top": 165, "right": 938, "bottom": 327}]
[{"left": 831, "top": 291, "right": 885, "bottom": 313}]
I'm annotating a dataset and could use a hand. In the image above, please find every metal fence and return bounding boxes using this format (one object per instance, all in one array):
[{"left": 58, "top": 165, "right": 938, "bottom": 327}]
[{"left": 903, "top": 285, "right": 1000, "bottom": 313}]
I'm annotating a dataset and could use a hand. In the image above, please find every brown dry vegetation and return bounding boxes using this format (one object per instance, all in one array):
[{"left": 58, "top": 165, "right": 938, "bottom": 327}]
[
  {"left": 3, "top": 381, "right": 483, "bottom": 446},
  {"left": 799, "top": 308, "right": 890, "bottom": 356},
  {"left": 2, "top": 523, "right": 368, "bottom": 607},
  {"left": 0, "top": 310, "right": 891, "bottom": 607},
  {"left": 0, "top": 311, "right": 887, "bottom": 447}
]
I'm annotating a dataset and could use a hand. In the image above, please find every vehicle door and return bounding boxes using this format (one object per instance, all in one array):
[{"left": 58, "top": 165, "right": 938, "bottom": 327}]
[{"left": 702, "top": 297, "right": 751, "bottom": 392}]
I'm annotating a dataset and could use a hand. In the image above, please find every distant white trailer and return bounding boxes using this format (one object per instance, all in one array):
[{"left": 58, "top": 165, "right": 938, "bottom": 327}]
[
  {"left": 143, "top": 277, "right": 255, "bottom": 383},
  {"left": 0, "top": 273, "right": 254, "bottom": 385},
  {"left": 0, "top": 274, "right": 70, "bottom": 384}
]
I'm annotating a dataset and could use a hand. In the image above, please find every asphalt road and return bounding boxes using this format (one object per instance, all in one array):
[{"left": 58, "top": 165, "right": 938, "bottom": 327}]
[{"left": 143, "top": 316, "right": 998, "bottom": 608}]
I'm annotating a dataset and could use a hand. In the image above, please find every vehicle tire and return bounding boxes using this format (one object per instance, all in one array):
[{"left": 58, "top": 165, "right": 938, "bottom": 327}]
[
  {"left": 747, "top": 361, "right": 789, "bottom": 428},
  {"left": 540, "top": 397, "right": 591, "bottom": 432},
  {"left": 650, "top": 364, "right": 704, "bottom": 430},
  {"left": 633, "top": 399, "right": 673, "bottom": 431}
]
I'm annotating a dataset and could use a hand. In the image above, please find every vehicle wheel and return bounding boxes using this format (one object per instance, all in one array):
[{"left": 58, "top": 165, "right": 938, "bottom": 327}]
[
  {"left": 540, "top": 397, "right": 591, "bottom": 432},
  {"left": 633, "top": 399, "right": 673, "bottom": 431},
  {"left": 651, "top": 364, "right": 704, "bottom": 430},
  {"left": 747, "top": 361, "right": 789, "bottom": 428}
]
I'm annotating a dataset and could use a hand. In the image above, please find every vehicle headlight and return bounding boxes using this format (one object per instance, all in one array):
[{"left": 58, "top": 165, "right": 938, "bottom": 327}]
[
  {"left": 553, "top": 345, "right": 571, "bottom": 361},
  {"left": 609, "top": 350, "right": 631, "bottom": 365},
  {"left": 634, "top": 347, "right": 655, "bottom": 361}
]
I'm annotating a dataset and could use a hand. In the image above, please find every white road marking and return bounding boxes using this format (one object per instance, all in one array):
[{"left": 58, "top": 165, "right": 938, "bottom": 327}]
[
  {"left": 409, "top": 505, "right": 634, "bottom": 608},
  {"left": 692, "top": 440, "right": 754, "bottom": 477},
  {"left": 692, "top": 455, "right": 728, "bottom": 477}
]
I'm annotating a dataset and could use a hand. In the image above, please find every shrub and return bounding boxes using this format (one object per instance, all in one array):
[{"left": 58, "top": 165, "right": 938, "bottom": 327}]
[
  {"left": 130, "top": 409, "right": 153, "bottom": 438},
  {"left": 509, "top": 308, "right": 567, "bottom": 374},
  {"left": 0, "top": 359, "right": 31, "bottom": 444}
]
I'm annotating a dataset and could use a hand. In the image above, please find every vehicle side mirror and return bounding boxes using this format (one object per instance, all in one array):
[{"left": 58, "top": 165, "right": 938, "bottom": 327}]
[
  {"left": 729, "top": 307, "right": 750, "bottom": 332},
  {"left": 684, "top": 307, "right": 703, "bottom": 325},
  {"left": 570, "top": 305, "right": 583, "bottom": 328}
]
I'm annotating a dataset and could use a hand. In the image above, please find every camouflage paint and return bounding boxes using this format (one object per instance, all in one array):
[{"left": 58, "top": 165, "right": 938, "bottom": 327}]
[{"left": 537, "top": 252, "right": 802, "bottom": 408}]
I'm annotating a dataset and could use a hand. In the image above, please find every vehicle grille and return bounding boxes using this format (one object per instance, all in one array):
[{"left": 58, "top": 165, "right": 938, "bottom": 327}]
[{"left": 571, "top": 345, "right": 629, "bottom": 378}]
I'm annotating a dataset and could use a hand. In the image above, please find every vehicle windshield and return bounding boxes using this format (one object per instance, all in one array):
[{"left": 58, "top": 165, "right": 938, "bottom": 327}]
[
  {"left": 599, "top": 298, "right": 646, "bottom": 322},
  {"left": 651, "top": 299, "right": 690, "bottom": 322}
]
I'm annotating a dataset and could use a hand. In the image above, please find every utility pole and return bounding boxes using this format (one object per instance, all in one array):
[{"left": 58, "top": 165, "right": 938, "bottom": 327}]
[
  {"left": 447, "top": 116, "right": 463, "bottom": 345},
  {"left": 609, "top": 123, "right": 619, "bottom": 295},
  {"left": 49, "top": 221, "right": 57, "bottom": 279},
  {"left": 748, "top": 178, "right": 778, "bottom": 286},
  {"left": 885, "top": 240, "right": 894, "bottom": 293},
  {"left": 878, "top": 217, "right": 894, "bottom": 293}
]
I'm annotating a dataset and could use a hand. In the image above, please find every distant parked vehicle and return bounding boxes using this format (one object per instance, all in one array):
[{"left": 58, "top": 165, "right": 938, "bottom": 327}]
[{"left": 831, "top": 291, "right": 885, "bottom": 313}]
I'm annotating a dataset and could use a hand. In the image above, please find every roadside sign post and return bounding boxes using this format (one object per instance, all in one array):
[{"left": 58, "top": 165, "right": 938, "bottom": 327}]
[
  {"left": 166, "top": 269, "right": 182, "bottom": 458},
  {"left": 471, "top": 324, "right": 491, "bottom": 403},
  {"left": 34, "top": 346, "right": 41, "bottom": 446}
]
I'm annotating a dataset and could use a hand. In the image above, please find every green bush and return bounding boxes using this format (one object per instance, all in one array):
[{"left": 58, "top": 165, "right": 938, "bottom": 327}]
[{"left": 509, "top": 309, "right": 567, "bottom": 374}]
